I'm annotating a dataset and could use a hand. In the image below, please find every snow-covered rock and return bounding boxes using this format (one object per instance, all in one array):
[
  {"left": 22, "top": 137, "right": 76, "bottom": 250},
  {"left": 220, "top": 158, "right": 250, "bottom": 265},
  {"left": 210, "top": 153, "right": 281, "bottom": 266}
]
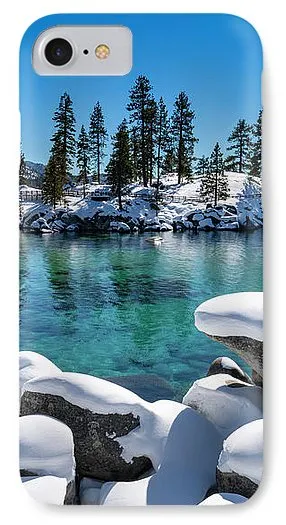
[
  {"left": 109, "top": 221, "right": 131, "bottom": 233},
  {"left": 66, "top": 224, "right": 79, "bottom": 232},
  {"left": 79, "top": 478, "right": 104, "bottom": 505},
  {"left": 19, "top": 351, "right": 62, "bottom": 397},
  {"left": 237, "top": 182, "right": 263, "bottom": 230},
  {"left": 217, "top": 419, "right": 263, "bottom": 499},
  {"left": 207, "top": 356, "right": 253, "bottom": 384},
  {"left": 198, "top": 218, "right": 214, "bottom": 230},
  {"left": 199, "top": 492, "right": 247, "bottom": 505},
  {"left": 20, "top": 373, "right": 189, "bottom": 481},
  {"left": 20, "top": 415, "right": 76, "bottom": 504},
  {"left": 21, "top": 475, "right": 68, "bottom": 505},
  {"left": 182, "top": 373, "right": 262, "bottom": 439},
  {"left": 195, "top": 292, "right": 263, "bottom": 379},
  {"left": 100, "top": 407, "right": 222, "bottom": 506}
]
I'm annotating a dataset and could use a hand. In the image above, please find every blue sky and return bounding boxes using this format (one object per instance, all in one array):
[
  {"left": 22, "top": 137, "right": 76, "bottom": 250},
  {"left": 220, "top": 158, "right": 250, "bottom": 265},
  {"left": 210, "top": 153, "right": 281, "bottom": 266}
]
[{"left": 20, "top": 13, "right": 262, "bottom": 167}]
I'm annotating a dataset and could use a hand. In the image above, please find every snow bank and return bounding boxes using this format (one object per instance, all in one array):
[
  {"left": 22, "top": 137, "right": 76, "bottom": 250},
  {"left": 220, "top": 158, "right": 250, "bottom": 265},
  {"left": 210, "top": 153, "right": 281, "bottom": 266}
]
[
  {"left": 199, "top": 493, "right": 247, "bottom": 505},
  {"left": 100, "top": 407, "right": 222, "bottom": 506},
  {"left": 21, "top": 475, "right": 67, "bottom": 505},
  {"left": 22, "top": 373, "right": 188, "bottom": 471},
  {"left": 183, "top": 373, "right": 262, "bottom": 438},
  {"left": 237, "top": 182, "right": 263, "bottom": 229},
  {"left": 195, "top": 292, "right": 263, "bottom": 341},
  {"left": 218, "top": 419, "right": 263, "bottom": 484},
  {"left": 19, "top": 351, "right": 61, "bottom": 396},
  {"left": 20, "top": 414, "right": 75, "bottom": 482}
]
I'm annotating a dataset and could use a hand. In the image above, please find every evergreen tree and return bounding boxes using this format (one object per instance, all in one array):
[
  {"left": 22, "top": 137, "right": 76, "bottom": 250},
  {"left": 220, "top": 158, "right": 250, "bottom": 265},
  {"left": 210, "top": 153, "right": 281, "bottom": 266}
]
[
  {"left": 156, "top": 97, "right": 170, "bottom": 189},
  {"left": 42, "top": 92, "right": 76, "bottom": 206},
  {"left": 89, "top": 102, "right": 108, "bottom": 184},
  {"left": 127, "top": 75, "right": 154, "bottom": 187},
  {"left": 19, "top": 150, "right": 28, "bottom": 185},
  {"left": 172, "top": 91, "right": 198, "bottom": 184},
  {"left": 146, "top": 98, "right": 158, "bottom": 185},
  {"left": 249, "top": 110, "right": 262, "bottom": 178},
  {"left": 130, "top": 126, "right": 141, "bottom": 182},
  {"left": 106, "top": 119, "right": 133, "bottom": 210},
  {"left": 161, "top": 136, "right": 176, "bottom": 175},
  {"left": 200, "top": 143, "right": 229, "bottom": 205},
  {"left": 77, "top": 125, "right": 91, "bottom": 198},
  {"left": 42, "top": 137, "right": 65, "bottom": 208},
  {"left": 195, "top": 155, "right": 209, "bottom": 176},
  {"left": 225, "top": 119, "right": 252, "bottom": 173}
]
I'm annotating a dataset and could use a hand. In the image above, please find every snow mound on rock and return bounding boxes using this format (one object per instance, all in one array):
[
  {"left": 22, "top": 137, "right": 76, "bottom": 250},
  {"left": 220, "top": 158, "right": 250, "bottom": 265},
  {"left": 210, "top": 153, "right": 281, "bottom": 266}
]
[
  {"left": 19, "top": 351, "right": 62, "bottom": 396},
  {"left": 100, "top": 407, "right": 222, "bottom": 506},
  {"left": 195, "top": 292, "right": 263, "bottom": 341},
  {"left": 218, "top": 419, "right": 263, "bottom": 484},
  {"left": 20, "top": 414, "right": 75, "bottom": 482},
  {"left": 21, "top": 475, "right": 68, "bottom": 505},
  {"left": 183, "top": 373, "right": 262, "bottom": 438},
  {"left": 199, "top": 492, "right": 247, "bottom": 505}
]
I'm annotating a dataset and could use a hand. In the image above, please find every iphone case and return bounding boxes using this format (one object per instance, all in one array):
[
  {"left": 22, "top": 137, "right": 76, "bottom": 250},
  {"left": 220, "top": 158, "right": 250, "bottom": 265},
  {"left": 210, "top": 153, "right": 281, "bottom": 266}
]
[{"left": 19, "top": 14, "right": 263, "bottom": 506}]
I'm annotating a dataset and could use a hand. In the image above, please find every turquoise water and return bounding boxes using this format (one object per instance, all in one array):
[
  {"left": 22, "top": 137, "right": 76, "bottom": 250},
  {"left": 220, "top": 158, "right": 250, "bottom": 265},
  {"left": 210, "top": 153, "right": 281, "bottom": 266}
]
[{"left": 20, "top": 230, "right": 262, "bottom": 400}]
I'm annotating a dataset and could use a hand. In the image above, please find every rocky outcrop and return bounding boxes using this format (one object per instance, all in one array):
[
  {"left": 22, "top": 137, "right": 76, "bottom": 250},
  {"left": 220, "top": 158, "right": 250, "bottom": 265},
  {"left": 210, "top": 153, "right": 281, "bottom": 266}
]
[{"left": 20, "top": 388, "right": 152, "bottom": 481}]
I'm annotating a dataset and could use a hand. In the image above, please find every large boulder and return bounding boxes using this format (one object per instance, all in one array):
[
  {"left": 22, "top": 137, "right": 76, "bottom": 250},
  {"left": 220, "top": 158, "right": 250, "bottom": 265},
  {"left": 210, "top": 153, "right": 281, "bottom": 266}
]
[
  {"left": 217, "top": 419, "right": 263, "bottom": 499},
  {"left": 19, "top": 351, "right": 62, "bottom": 397},
  {"left": 100, "top": 407, "right": 222, "bottom": 506},
  {"left": 207, "top": 356, "right": 253, "bottom": 385},
  {"left": 20, "top": 415, "right": 76, "bottom": 504},
  {"left": 195, "top": 292, "right": 263, "bottom": 382},
  {"left": 182, "top": 373, "right": 262, "bottom": 439},
  {"left": 20, "top": 373, "right": 187, "bottom": 481}
]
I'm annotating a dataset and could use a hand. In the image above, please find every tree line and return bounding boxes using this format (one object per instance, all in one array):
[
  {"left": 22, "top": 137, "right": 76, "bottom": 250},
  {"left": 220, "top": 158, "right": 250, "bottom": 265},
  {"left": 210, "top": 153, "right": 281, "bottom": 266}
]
[{"left": 20, "top": 75, "right": 262, "bottom": 209}]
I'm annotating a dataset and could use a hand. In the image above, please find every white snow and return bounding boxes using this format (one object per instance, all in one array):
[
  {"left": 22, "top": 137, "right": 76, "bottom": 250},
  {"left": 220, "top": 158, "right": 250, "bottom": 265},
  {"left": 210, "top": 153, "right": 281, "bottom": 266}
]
[
  {"left": 20, "top": 415, "right": 75, "bottom": 482},
  {"left": 22, "top": 373, "right": 188, "bottom": 470},
  {"left": 195, "top": 292, "right": 263, "bottom": 341},
  {"left": 218, "top": 419, "right": 263, "bottom": 484},
  {"left": 199, "top": 493, "right": 247, "bottom": 505},
  {"left": 19, "top": 351, "right": 61, "bottom": 396},
  {"left": 22, "top": 475, "right": 67, "bottom": 505},
  {"left": 182, "top": 373, "right": 262, "bottom": 438},
  {"left": 100, "top": 407, "right": 222, "bottom": 506}
]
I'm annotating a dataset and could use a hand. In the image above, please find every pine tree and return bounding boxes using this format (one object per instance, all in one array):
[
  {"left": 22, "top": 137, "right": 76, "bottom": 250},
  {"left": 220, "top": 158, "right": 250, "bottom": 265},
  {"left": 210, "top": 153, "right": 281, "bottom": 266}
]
[
  {"left": 172, "top": 91, "right": 198, "bottom": 184},
  {"left": 200, "top": 143, "right": 229, "bottom": 205},
  {"left": 249, "top": 110, "right": 262, "bottom": 178},
  {"left": 77, "top": 125, "right": 91, "bottom": 198},
  {"left": 225, "top": 119, "right": 252, "bottom": 173},
  {"left": 127, "top": 75, "right": 155, "bottom": 187},
  {"left": 146, "top": 98, "right": 158, "bottom": 186},
  {"left": 106, "top": 119, "right": 134, "bottom": 210},
  {"left": 130, "top": 126, "right": 141, "bottom": 182},
  {"left": 195, "top": 155, "right": 209, "bottom": 176},
  {"left": 51, "top": 92, "right": 76, "bottom": 183},
  {"left": 19, "top": 150, "right": 28, "bottom": 185},
  {"left": 161, "top": 136, "right": 176, "bottom": 175},
  {"left": 89, "top": 102, "right": 108, "bottom": 184},
  {"left": 42, "top": 136, "right": 65, "bottom": 208},
  {"left": 156, "top": 97, "right": 169, "bottom": 190}
]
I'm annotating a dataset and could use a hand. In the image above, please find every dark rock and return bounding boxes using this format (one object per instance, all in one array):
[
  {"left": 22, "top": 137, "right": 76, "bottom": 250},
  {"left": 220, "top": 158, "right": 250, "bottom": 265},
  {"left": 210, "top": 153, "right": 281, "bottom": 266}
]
[
  {"left": 216, "top": 469, "right": 258, "bottom": 499},
  {"left": 207, "top": 357, "right": 254, "bottom": 385},
  {"left": 20, "top": 391, "right": 152, "bottom": 482},
  {"left": 206, "top": 334, "right": 263, "bottom": 381}
]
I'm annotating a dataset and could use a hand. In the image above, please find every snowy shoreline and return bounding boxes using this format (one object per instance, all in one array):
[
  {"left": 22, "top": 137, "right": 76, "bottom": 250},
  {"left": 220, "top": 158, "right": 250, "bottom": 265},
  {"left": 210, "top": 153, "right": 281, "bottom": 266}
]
[
  {"left": 19, "top": 291, "right": 263, "bottom": 506},
  {"left": 20, "top": 174, "right": 263, "bottom": 233}
]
